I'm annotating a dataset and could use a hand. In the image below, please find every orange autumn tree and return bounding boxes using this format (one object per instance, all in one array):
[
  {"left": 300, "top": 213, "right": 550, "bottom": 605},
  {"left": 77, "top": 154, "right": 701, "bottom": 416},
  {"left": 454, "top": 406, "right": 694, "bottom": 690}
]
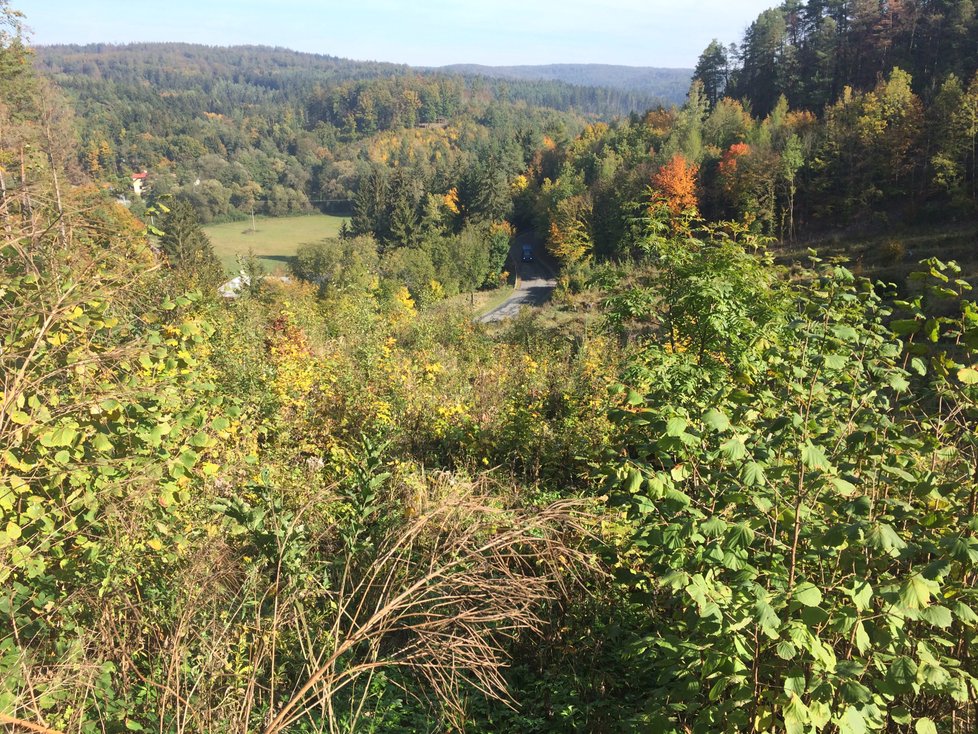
[
  {"left": 717, "top": 142, "right": 751, "bottom": 184},
  {"left": 650, "top": 153, "right": 699, "bottom": 230}
]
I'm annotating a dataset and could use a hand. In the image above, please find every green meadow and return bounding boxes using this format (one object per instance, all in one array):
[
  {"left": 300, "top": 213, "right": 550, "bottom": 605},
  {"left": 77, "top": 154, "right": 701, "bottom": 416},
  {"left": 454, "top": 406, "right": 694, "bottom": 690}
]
[{"left": 204, "top": 214, "right": 348, "bottom": 273}]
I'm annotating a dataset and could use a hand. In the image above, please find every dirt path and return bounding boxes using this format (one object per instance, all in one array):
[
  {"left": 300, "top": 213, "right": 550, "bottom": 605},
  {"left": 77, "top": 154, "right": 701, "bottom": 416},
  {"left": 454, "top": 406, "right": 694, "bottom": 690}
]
[{"left": 478, "top": 233, "right": 557, "bottom": 323}]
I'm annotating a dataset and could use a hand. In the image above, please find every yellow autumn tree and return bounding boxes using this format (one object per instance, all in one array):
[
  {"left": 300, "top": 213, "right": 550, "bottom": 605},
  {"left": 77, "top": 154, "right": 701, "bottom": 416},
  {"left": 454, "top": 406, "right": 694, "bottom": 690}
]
[{"left": 546, "top": 195, "right": 592, "bottom": 264}]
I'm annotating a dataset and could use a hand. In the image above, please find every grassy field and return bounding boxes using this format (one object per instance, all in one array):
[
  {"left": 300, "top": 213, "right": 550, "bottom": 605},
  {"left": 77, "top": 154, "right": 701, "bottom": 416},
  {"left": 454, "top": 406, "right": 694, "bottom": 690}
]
[{"left": 204, "top": 214, "right": 347, "bottom": 273}]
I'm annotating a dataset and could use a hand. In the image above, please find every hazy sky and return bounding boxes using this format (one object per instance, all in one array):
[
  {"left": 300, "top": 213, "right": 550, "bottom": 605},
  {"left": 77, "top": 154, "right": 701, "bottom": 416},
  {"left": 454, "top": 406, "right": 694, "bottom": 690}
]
[{"left": 17, "top": 0, "right": 775, "bottom": 68}]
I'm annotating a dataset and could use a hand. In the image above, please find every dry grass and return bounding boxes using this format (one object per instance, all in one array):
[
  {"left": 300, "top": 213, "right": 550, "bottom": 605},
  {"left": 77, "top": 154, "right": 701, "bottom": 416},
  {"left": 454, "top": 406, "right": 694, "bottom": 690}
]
[{"left": 263, "top": 480, "right": 598, "bottom": 733}]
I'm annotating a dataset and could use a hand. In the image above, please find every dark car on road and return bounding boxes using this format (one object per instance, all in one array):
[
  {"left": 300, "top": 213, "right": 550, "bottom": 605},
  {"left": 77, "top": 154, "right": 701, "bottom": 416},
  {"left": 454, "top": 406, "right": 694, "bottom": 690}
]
[{"left": 521, "top": 244, "right": 534, "bottom": 262}]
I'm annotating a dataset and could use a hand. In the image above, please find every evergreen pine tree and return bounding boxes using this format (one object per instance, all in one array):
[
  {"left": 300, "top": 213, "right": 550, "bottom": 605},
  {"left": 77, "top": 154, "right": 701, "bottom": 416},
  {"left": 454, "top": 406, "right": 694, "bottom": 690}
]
[{"left": 158, "top": 198, "right": 223, "bottom": 285}]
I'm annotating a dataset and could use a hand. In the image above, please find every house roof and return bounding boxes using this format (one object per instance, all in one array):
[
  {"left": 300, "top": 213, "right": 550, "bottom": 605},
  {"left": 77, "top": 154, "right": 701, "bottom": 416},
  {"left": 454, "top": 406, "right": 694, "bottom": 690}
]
[{"left": 131, "top": 172, "right": 148, "bottom": 180}]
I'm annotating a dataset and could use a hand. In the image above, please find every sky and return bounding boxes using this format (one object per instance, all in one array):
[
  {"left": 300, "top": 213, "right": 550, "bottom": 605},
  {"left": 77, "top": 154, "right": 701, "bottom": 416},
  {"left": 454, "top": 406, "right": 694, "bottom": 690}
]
[{"left": 17, "top": 0, "right": 776, "bottom": 68}]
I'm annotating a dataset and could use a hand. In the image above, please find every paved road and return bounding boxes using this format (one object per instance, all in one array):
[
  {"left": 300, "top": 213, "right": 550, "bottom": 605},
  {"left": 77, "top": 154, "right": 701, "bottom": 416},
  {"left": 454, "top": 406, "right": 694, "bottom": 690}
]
[{"left": 478, "top": 234, "right": 557, "bottom": 323}]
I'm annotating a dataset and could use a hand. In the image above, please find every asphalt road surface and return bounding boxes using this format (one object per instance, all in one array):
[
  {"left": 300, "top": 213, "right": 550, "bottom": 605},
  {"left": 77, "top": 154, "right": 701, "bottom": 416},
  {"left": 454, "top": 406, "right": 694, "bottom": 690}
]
[{"left": 478, "top": 234, "right": 557, "bottom": 323}]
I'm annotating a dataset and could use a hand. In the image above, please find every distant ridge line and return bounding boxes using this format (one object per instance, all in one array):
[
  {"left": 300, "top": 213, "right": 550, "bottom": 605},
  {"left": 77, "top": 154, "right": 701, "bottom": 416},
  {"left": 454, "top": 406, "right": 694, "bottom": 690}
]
[{"left": 36, "top": 43, "right": 692, "bottom": 106}]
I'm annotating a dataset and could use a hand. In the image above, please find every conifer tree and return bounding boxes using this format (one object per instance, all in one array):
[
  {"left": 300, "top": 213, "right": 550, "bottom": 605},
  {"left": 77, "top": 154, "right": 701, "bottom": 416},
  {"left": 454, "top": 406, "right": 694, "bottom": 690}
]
[
  {"left": 693, "top": 40, "right": 729, "bottom": 108},
  {"left": 158, "top": 198, "right": 224, "bottom": 285}
]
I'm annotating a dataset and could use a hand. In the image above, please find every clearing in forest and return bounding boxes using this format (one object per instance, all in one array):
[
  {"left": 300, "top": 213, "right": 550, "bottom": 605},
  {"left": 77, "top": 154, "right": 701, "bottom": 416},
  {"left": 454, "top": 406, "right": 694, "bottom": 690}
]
[{"left": 204, "top": 214, "right": 348, "bottom": 273}]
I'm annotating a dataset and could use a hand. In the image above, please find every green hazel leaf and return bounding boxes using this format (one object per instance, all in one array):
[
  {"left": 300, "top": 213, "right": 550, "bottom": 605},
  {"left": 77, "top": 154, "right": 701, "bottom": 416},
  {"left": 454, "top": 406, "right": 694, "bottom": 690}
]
[
  {"left": 958, "top": 367, "right": 978, "bottom": 385},
  {"left": 910, "top": 357, "right": 927, "bottom": 375},
  {"left": 839, "top": 680, "right": 873, "bottom": 705},
  {"left": 701, "top": 516, "right": 727, "bottom": 537},
  {"left": 888, "top": 373, "right": 910, "bottom": 392},
  {"left": 752, "top": 495, "right": 773, "bottom": 513},
  {"left": 725, "top": 522, "right": 755, "bottom": 549},
  {"left": 830, "top": 476, "right": 857, "bottom": 496},
  {"left": 914, "top": 719, "right": 937, "bottom": 734},
  {"left": 919, "top": 605, "right": 953, "bottom": 628},
  {"left": 783, "top": 672, "right": 806, "bottom": 697},
  {"left": 776, "top": 641, "right": 797, "bottom": 660},
  {"left": 800, "top": 442, "right": 831, "bottom": 471},
  {"left": 741, "top": 461, "right": 766, "bottom": 487},
  {"left": 949, "top": 676, "right": 970, "bottom": 704},
  {"left": 663, "top": 489, "right": 691, "bottom": 509},
  {"left": 626, "top": 389, "right": 644, "bottom": 406},
  {"left": 890, "top": 319, "right": 921, "bottom": 336},
  {"left": 708, "top": 677, "right": 727, "bottom": 702},
  {"left": 919, "top": 661, "right": 951, "bottom": 687},
  {"left": 754, "top": 596, "right": 781, "bottom": 639},
  {"left": 899, "top": 573, "right": 938, "bottom": 610},
  {"left": 887, "top": 657, "right": 917, "bottom": 690},
  {"left": 849, "top": 495, "right": 873, "bottom": 516},
  {"left": 793, "top": 582, "right": 823, "bottom": 607},
  {"left": 177, "top": 450, "right": 198, "bottom": 469},
  {"left": 890, "top": 708, "right": 912, "bottom": 725},
  {"left": 4, "top": 520, "right": 22, "bottom": 542},
  {"left": 833, "top": 325, "right": 859, "bottom": 341},
  {"left": 41, "top": 426, "right": 78, "bottom": 447},
  {"left": 854, "top": 620, "right": 871, "bottom": 654},
  {"left": 625, "top": 467, "right": 643, "bottom": 494},
  {"left": 665, "top": 416, "right": 687, "bottom": 437},
  {"left": 809, "top": 701, "right": 831, "bottom": 730},
  {"left": 633, "top": 495, "right": 656, "bottom": 515},
  {"left": 867, "top": 522, "right": 907, "bottom": 554},
  {"left": 801, "top": 605, "right": 830, "bottom": 626},
  {"left": 850, "top": 580, "right": 874, "bottom": 612},
  {"left": 946, "top": 536, "right": 978, "bottom": 564},
  {"left": 720, "top": 437, "right": 747, "bottom": 461},
  {"left": 93, "top": 433, "right": 113, "bottom": 453},
  {"left": 824, "top": 354, "right": 847, "bottom": 369},
  {"left": 882, "top": 464, "right": 916, "bottom": 482},
  {"left": 55, "top": 426, "right": 78, "bottom": 446},
  {"left": 8, "top": 410, "right": 30, "bottom": 425},
  {"left": 783, "top": 693, "right": 810, "bottom": 734},
  {"left": 668, "top": 466, "right": 690, "bottom": 485},
  {"left": 211, "top": 417, "right": 230, "bottom": 431},
  {"left": 703, "top": 409, "right": 730, "bottom": 432},
  {"left": 953, "top": 601, "right": 978, "bottom": 627},
  {"left": 838, "top": 706, "right": 868, "bottom": 734}
]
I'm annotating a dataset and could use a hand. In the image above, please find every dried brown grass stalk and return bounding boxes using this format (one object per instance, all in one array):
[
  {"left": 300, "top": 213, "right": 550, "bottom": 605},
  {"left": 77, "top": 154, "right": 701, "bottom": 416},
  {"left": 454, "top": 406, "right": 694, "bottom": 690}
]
[
  {"left": 0, "top": 713, "right": 65, "bottom": 734},
  {"left": 264, "top": 486, "right": 596, "bottom": 734}
]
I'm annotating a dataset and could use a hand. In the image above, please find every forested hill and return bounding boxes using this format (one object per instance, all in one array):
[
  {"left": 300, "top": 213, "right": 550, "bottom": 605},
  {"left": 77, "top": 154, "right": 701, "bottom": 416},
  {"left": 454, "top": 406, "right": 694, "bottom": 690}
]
[
  {"left": 34, "top": 42, "right": 409, "bottom": 87},
  {"left": 437, "top": 63, "right": 692, "bottom": 104},
  {"left": 34, "top": 43, "right": 665, "bottom": 118},
  {"left": 34, "top": 42, "right": 665, "bottom": 226}
]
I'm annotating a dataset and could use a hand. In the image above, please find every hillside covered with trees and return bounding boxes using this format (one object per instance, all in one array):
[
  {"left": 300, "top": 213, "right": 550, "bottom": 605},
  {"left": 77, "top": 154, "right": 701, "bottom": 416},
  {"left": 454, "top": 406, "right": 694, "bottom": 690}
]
[
  {"left": 34, "top": 43, "right": 661, "bottom": 226},
  {"left": 685, "top": 0, "right": 978, "bottom": 235},
  {"left": 436, "top": 63, "right": 692, "bottom": 103},
  {"left": 3, "top": 1, "right": 978, "bottom": 733}
]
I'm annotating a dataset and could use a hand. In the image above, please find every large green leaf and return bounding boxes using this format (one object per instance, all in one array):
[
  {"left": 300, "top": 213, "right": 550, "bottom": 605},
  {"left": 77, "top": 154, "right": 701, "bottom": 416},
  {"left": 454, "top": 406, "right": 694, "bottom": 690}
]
[
  {"left": 755, "top": 596, "right": 782, "bottom": 639},
  {"left": 793, "top": 582, "right": 823, "bottom": 607},
  {"left": 703, "top": 409, "right": 731, "bottom": 432},
  {"left": 899, "top": 573, "right": 938, "bottom": 610},
  {"left": 800, "top": 442, "right": 831, "bottom": 471},
  {"left": 867, "top": 523, "right": 907, "bottom": 555}
]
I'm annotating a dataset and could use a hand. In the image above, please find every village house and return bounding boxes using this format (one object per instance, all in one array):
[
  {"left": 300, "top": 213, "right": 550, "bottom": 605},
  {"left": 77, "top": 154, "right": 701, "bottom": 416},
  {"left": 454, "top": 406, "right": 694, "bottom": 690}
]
[{"left": 131, "top": 171, "right": 148, "bottom": 197}]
